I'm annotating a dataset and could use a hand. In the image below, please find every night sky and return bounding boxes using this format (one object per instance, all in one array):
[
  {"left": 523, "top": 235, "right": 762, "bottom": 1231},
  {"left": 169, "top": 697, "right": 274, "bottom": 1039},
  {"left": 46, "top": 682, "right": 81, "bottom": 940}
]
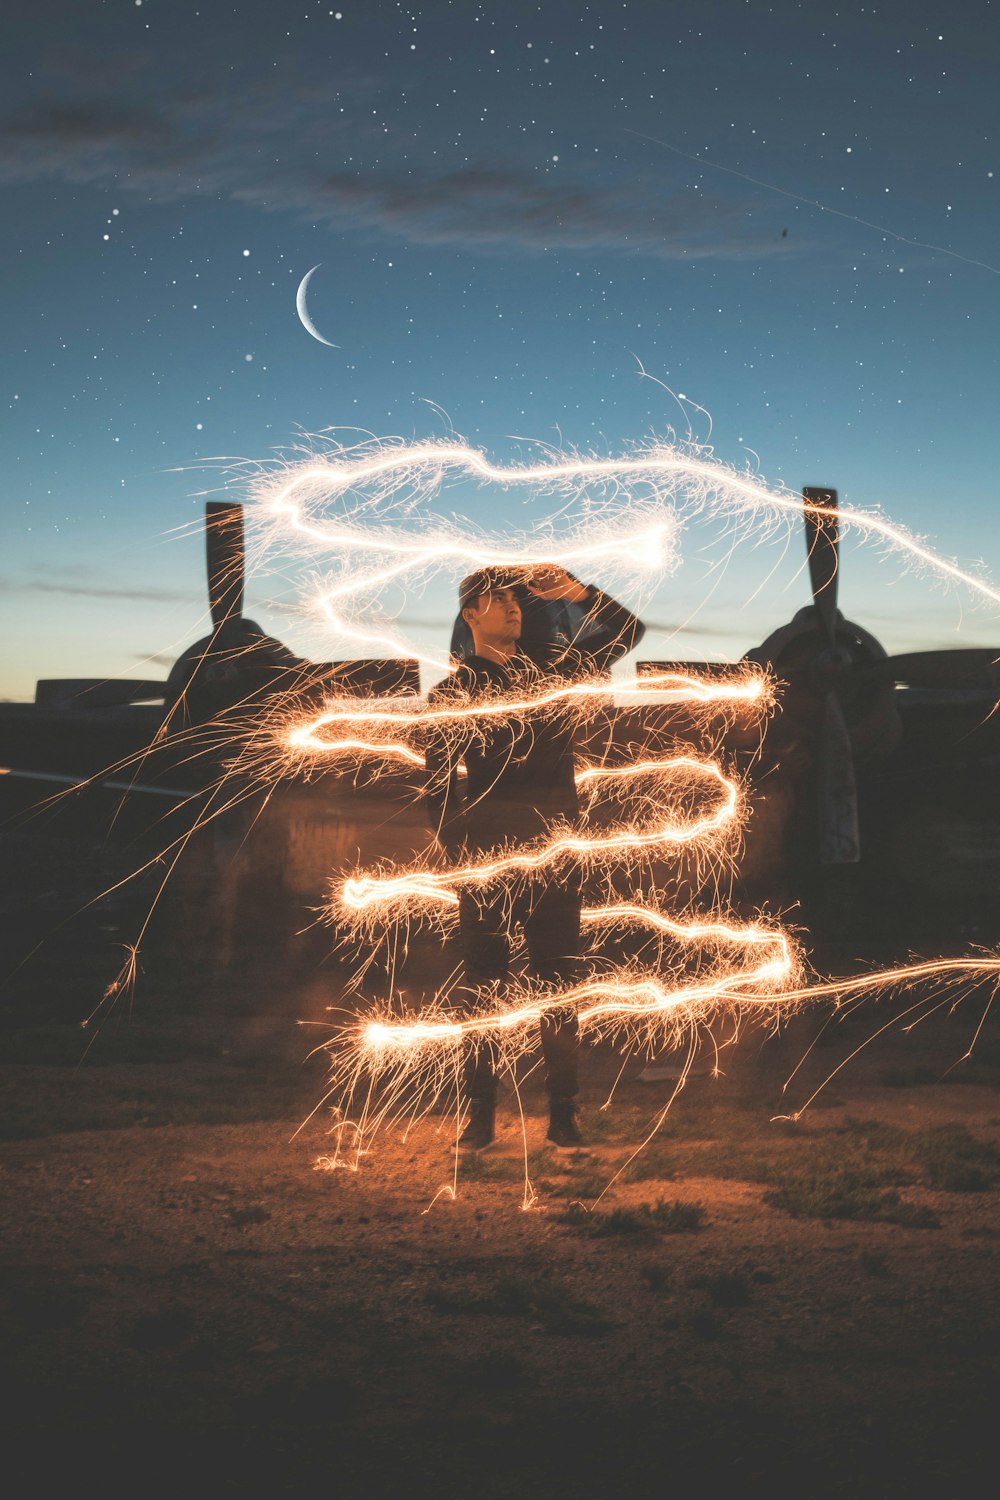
[{"left": 3, "top": 0, "right": 997, "bottom": 701}]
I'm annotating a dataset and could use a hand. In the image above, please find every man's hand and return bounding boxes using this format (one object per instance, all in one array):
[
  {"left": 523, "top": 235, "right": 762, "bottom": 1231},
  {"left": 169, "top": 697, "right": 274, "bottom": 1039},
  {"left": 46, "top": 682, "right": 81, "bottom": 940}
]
[{"left": 523, "top": 565, "right": 589, "bottom": 603}]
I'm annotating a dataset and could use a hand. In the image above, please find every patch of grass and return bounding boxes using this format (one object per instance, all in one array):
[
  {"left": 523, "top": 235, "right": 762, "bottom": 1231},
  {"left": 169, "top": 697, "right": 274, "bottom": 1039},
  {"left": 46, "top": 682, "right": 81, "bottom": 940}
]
[
  {"left": 859, "top": 1250, "right": 891, "bottom": 1278},
  {"left": 911, "top": 1125, "right": 999, "bottom": 1193},
  {"left": 427, "top": 1274, "right": 610, "bottom": 1337},
  {"left": 638, "top": 1262, "right": 671, "bottom": 1292},
  {"left": 762, "top": 1172, "right": 940, "bottom": 1227},
  {"left": 581, "top": 1107, "right": 663, "bottom": 1144},
  {"left": 559, "top": 1198, "right": 707, "bottom": 1238},
  {"left": 540, "top": 1171, "right": 610, "bottom": 1200},
  {"left": 225, "top": 1204, "right": 271, "bottom": 1228},
  {"left": 829, "top": 1119, "right": 998, "bottom": 1192},
  {"left": 661, "top": 1101, "right": 757, "bottom": 1141},
  {"left": 689, "top": 1270, "right": 752, "bottom": 1308},
  {"left": 676, "top": 1125, "right": 855, "bottom": 1187},
  {"left": 660, "top": 1112, "right": 995, "bottom": 1222},
  {"left": 620, "top": 1147, "right": 680, "bottom": 1182}
]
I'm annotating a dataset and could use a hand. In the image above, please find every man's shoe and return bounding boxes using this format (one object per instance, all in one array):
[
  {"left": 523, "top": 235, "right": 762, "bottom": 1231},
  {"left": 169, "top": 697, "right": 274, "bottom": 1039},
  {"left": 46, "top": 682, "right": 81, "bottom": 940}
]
[
  {"left": 547, "top": 1099, "right": 583, "bottom": 1149},
  {"left": 459, "top": 1099, "right": 496, "bottom": 1151}
]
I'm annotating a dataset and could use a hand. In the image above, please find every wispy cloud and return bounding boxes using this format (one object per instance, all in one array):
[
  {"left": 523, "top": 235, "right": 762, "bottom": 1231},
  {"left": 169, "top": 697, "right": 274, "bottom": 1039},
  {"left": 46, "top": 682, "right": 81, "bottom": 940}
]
[
  {"left": 1, "top": 573, "right": 190, "bottom": 605},
  {"left": 0, "top": 82, "right": 790, "bottom": 261},
  {"left": 305, "top": 167, "right": 784, "bottom": 258}
]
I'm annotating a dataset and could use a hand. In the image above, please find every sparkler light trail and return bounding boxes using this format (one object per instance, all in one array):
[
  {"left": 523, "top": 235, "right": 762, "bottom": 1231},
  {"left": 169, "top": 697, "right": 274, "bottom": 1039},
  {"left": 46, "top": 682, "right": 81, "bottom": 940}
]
[
  {"left": 294, "top": 669, "right": 770, "bottom": 739},
  {"left": 319, "top": 943, "right": 1000, "bottom": 1157},
  {"left": 301, "top": 664, "right": 808, "bottom": 1141},
  {"left": 284, "top": 668, "right": 771, "bottom": 789},
  {"left": 245, "top": 436, "right": 1000, "bottom": 667},
  {"left": 28, "top": 416, "right": 995, "bottom": 1206},
  {"left": 337, "top": 756, "right": 740, "bottom": 921},
  {"left": 356, "top": 955, "right": 1000, "bottom": 1056},
  {"left": 230, "top": 429, "right": 998, "bottom": 1182}
]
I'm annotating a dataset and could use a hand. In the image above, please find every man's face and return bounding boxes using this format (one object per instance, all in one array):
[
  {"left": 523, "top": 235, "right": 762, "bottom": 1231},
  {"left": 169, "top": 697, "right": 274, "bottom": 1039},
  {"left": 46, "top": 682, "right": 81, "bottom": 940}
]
[{"left": 465, "top": 586, "right": 522, "bottom": 647}]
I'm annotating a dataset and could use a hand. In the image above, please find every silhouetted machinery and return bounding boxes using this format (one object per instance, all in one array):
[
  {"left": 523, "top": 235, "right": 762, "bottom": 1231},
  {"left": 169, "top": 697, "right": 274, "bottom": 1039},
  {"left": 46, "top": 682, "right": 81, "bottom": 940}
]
[
  {"left": 635, "top": 488, "right": 996, "bottom": 937},
  {"left": 7, "top": 501, "right": 420, "bottom": 793},
  {"left": 2, "top": 491, "right": 997, "bottom": 941},
  {"left": 164, "top": 503, "right": 420, "bottom": 725},
  {"left": 758, "top": 490, "right": 997, "bottom": 935}
]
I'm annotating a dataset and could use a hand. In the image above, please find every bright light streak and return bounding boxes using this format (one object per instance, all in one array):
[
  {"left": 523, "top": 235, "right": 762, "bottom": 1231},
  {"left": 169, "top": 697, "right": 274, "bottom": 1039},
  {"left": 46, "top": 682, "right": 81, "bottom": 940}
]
[
  {"left": 289, "top": 670, "right": 767, "bottom": 750},
  {"left": 252, "top": 431, "right": 998, "bottom": 1181},
  {"left": 285, "top": 670, "right": 771, "bottom": 785},
  {"left": 360, "top": 966, "right": 795, "bottom": 1054},
  {"left": 338, "top": 953, "right": 1000, "bottom": 1094},
  {"left": 77, "top": 426, "right": 997, "bottom": 1202},
  {"left": 251, "top": 438, "right": 1000, "bottom": 639},
  {"left": 337, "top": 756, "right": 739, "bottom": 918}
]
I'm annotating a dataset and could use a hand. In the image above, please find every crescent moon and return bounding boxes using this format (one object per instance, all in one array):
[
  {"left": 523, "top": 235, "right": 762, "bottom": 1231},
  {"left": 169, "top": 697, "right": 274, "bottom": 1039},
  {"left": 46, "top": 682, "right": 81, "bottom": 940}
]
[{"left": 295, "top": 265, "right": 339, "bottom": 348}]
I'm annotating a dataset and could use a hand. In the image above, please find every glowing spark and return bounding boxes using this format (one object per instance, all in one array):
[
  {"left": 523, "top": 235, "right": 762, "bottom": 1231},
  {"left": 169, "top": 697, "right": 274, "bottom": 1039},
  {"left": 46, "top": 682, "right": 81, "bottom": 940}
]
[
  {"left": 289, "top": 672, "right": 739, "bottom": 749},
  {"left": 269, "top": 668, "right": 769, "bottom": 838},
  {"left": 337, "top": 756, "right": 739, "bottom": 918},
  {"left": 346, "top": 954, "right": 999, "bottom": 1075},
  {"left": 241, "top": 429, "right": 999, "bottom": 1183},
  {"left": 251, "top": 438, "right": 1000, "bottom": 641},
  {"left": 579, "top": 902, "right": 794, "bottom": 962}
]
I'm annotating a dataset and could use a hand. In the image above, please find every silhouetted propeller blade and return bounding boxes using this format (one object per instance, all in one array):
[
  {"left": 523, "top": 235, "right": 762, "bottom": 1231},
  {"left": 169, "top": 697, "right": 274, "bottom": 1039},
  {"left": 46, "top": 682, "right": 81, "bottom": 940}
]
[
  {"left": 206, "top": 502, "right": 245, "bottom": 629},
  {"left": 859, "top": 648, "right": 999, "bottom": 692},
  {"left": 802, "top": 487, "right": 839, "bottom": 644}
]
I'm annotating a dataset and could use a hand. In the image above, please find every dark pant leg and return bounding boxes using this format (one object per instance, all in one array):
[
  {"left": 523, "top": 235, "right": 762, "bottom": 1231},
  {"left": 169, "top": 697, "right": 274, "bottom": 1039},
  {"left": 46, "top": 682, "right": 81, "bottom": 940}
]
[
  {"left": 524, "top": 871, "right": 582, "bottom": 1101},
  {"left": 457, "top": 884, "right": 514, "bottom": 1100},
  {"left": 458, "top": 884, "right": 513, "bottom": 988}
]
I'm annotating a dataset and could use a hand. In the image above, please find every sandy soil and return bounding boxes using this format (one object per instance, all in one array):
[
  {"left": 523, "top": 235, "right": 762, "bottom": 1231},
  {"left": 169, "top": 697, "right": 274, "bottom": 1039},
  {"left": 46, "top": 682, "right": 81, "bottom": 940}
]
[{"left": 2, "top": 798, "right": 999, "bottom": 1498}]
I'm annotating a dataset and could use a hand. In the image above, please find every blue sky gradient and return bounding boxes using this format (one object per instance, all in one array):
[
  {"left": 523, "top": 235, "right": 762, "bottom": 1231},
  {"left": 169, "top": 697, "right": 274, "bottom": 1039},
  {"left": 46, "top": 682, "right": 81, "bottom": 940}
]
[{"left": 2, "top": 0, "right": 997, "bottom": 699}]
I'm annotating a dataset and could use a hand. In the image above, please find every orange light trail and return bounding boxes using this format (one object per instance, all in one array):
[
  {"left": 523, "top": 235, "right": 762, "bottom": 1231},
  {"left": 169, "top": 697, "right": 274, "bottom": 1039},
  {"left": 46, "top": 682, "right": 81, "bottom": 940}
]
[
  {"left": 361, "top": 965, "right": 795, "bottom": 1054},
  {"left": 252, "top": 431, "right": 998, "bottom": 1175},
  {"left": 361, "top": 955, "right": 1000, "bottom": 1053},
  {"left": 288, "top": 668, "right": 771, "bottom": 758},
  {"left": 579, "top": 902, "right": 794, "bottom": 960},
  {"left": 337, "top": 953, "right": 1000, "bottom": 1100},
  {"left": 337, "top": 756, "right": 738, "bottom": 917}
]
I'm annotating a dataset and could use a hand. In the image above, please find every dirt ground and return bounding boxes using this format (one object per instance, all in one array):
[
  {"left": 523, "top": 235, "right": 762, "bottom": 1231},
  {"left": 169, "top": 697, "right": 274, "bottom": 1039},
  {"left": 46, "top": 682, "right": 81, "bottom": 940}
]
[{"left": 2, "top": 797, "right": 999, "bottom": 1498}]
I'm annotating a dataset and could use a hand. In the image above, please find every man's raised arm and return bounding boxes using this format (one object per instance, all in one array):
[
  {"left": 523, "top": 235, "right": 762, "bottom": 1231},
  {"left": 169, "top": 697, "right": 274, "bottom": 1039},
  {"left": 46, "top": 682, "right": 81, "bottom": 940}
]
[{"left": 523, "top": 565, "right": 646, "bottom": 675}]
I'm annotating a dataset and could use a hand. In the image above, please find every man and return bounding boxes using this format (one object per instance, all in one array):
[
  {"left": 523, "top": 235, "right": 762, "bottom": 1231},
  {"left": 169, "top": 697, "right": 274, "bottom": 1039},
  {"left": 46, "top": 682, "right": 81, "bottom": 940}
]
[{"left": 425, "top": 564, "right": 645, "bottom": 1150}]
